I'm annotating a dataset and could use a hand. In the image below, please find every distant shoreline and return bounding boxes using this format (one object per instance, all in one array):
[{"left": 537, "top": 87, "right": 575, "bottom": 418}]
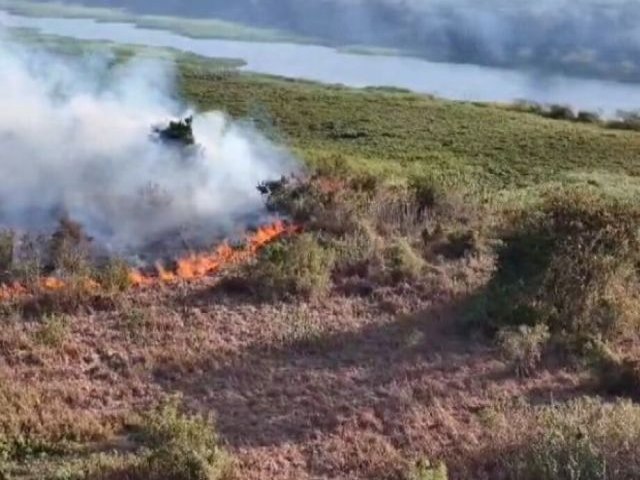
[{"left": 0, "top": 0, "right": 314, "bottom": 43}]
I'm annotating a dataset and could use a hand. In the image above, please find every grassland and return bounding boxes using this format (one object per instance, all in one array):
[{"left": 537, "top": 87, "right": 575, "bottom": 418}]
[
  {"left": 3, "top": 40, "right": 640, "bottom": 480},
  {"left": 182, "top": 70, "right": 640, "bottom": 197}
]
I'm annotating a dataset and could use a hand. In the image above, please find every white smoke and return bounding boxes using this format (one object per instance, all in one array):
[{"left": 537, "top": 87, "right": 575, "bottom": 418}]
[{"left": 0, "top": 35, "right": 297, "bottom": 256}]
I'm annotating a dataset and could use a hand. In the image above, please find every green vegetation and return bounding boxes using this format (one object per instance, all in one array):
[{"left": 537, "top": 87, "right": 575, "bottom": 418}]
[
  {"left": 97, "top": 258, "right": 133, "bottom": 294},
  {"left": 181, "top": 70, "right": 640, "bottom": 196},
  {"left": 248, "top": 233, "right": 335, "bottom": 300},
  {"left": 407, "top": 460, "right": 448, "bottom": 480},
  {"left": 34, "top": 313, "right": 70, "bottom": 348},
  {"left": 385, "top": 238, "right": 426, "bottom": 282},
  {"left": 0, "top": 399, "right": 230, "bottom": 480},
  {"left": 478, "top": 191, "right": 640, "bottom": 348},
  {"left": 498, "top": 324, "right": 550, "bottom": 377},
  {"left": 131, "top": 400, "right": 231, "bottom": 480},
  {"left": 497, "top": 398, "right": 640, "bottom": 480},
  {"left": 506, "top": 101, "right": 640, "bottom": 132}
]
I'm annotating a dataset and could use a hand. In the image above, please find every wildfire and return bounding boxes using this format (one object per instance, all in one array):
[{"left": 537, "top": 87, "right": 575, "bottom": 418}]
[{"left": 0, "top": 221, "right": 298, "bottom": 301}]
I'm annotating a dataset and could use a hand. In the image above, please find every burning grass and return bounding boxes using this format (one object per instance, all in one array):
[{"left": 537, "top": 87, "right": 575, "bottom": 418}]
[{"left": 0, "top": 220, "right": 299, "bottom": 308}]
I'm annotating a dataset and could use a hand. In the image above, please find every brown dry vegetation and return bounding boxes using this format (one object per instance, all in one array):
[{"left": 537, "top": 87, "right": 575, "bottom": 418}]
[
  {"left": 4, "top": 173, "right": 639, "bottom": 480},
  {"left": 3, "top": 57, "right": 640, "bottom": 479}
]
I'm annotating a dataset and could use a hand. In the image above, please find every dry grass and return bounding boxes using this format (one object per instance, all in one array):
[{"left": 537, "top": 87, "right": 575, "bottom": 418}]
[{"left": 0, "top": 265, "right": 594, "bottom": 479}]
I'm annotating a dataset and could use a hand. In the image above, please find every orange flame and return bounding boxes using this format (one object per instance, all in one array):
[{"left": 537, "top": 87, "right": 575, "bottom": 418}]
[
  {"left": 0, "top": 221, "right": 298, "bottom": 301},
  {"left": 130, "top": 220, "right": 298, "bottom": 286}
]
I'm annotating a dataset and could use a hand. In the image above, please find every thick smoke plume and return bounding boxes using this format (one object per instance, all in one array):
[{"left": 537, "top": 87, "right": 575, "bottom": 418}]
[{"left": 0, "top": 35, "right": 296, "bottom": 257}]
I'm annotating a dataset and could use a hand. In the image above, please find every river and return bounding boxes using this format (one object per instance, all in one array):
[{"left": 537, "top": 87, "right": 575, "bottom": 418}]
[{"left": 2, "top": 10, "right": 640, "bottom": 115}]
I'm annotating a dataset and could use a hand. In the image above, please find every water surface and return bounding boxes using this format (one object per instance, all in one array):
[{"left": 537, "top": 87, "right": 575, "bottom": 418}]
[{"left": 2, "top": 10, "right": 640, "bottom": 114}]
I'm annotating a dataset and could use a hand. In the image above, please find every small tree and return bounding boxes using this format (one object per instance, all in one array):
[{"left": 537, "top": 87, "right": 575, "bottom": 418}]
[{"left": 153, "top": 116, "right": 196, "bottom": 148}]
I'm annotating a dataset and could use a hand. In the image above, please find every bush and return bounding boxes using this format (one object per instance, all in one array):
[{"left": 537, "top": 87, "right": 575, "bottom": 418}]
[
  {"left": 49, "top": 218, "right": 92, "bottom": 277},
  {"left": 259, "top": 174, "right": 485, "bottom": 295},
  {"left": 504, "top": 398, "right": 640, "bottom": 480},
  {"left": 135, "top": 400, "right": 230, "bottom": 480},
  {"left": 250, "top": 234, "right": 335, "bottom": 300},
  {"left": 34, "top": 314, "right": 70, "bottom": 348},
  {"left": 34, "top": 400, "right": 231, "bottom": 480},
  {"left": 498, "top": 324, "right": 550, "bottom": 377},
  {"left": 407, "top": 459, "right": 448, "bottom": 480},
  {"left": 545, "top": 105, "right": 576, "bottom": 121},
  {"left": 332, "top": 220, "right": 383, "bottom": 278},
  {"left": 0, "top": 231, "right": 13, "bottom": 275},
  {"left": 385, "top": 238, "right": 425, "bottom": 282},
  {"left": 607, "top": 111, "right": 640, "bottom": 132},
  {"left": 153, "top": 116, "right": 196, "bottom": 147},
  {"left": 510, "top": 100, "right": 546, "bottom": 116},
  {"left": 409, "top": 176, "right": 446, "bottom": 214},
  {"left": 97, "top": 258, "right": 132, "bottom": 293},
  {"left": 576, "top": 111, "right": 600, "bottom": 124},
  {"left": 431, "top": 229, "right": 480, "bottom": 259},
  {"left": 480, "top": 190, "right": 640, "bottom": 350},
  {"left": 586, "top": 342, "right": 640, "bottom": 397}
]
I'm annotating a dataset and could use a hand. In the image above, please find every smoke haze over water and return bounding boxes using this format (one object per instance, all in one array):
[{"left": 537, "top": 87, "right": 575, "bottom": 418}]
[
  {"left": 58, "top": 0, "right": 640, "bottom": 83},
  {"left": 0, "top": 34, "right": 296, "bottom": 256}
]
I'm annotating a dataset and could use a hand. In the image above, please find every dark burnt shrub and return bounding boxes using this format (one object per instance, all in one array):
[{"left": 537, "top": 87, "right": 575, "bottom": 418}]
[
  {"left": 576, "top": 111, "right": 601, "bottom": 124},
  {"left": 545, "top": 104, "right": 576, "bottom": 121}
]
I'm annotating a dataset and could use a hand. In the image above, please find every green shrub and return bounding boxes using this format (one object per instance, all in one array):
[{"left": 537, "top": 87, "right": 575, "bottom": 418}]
[
  {"left": 259, "top": 174, "right": 484, "bottom": 294},
  {"left": 406, "top": 459, "right": 448, "bottom": 480},
  {"left": 97, "top": 258, "right": 132, "bottom": 293},
  {"left": 480, "top": 190, "right": 640, "bottom": 350},
  {"left": 153, "top": 116, "right": 196, "bottom": 147},
  {"left": 250, "top": 233, "right": 335, "bottom": 300},
  {"left": 0, "top": 231, "right": 13, "bottom": 275},
  {"left": 34, "top": 314, "right": 70, "bottom": 348},
  {"left": 498, "top": 324, "right": 550, "bottom": 377},
  {"left": 409, "top": 175, "right": 445, "bottom": 214},
  {"left": 261, "top": 176, "right": 338, "bottom": 225},
  {"left": 36, "top": 400, "right": 231, "bottom": 480},
  {"left": 505, "top": 398, "right": 640, "bottom": 480},
  {"left": 585, "top": 342, "right": 640, "bottom": 397},
  {"left": 509, "top": 100, "right": 546, "bottom": 116},
  {"left": 135, "top": 399, "right": 230, "bottom": 480},
  {"left": 120, "top": 306, "right": 151, "bottom": 341},
  {"left": 385, "top": 238, "right": 425, "bottom": 282},
  {"left": 332, "top": 220, "right": 383, "bottom": 278},
  {"left": 435, "top": 229, "right": 480, "bottom": 259}
]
